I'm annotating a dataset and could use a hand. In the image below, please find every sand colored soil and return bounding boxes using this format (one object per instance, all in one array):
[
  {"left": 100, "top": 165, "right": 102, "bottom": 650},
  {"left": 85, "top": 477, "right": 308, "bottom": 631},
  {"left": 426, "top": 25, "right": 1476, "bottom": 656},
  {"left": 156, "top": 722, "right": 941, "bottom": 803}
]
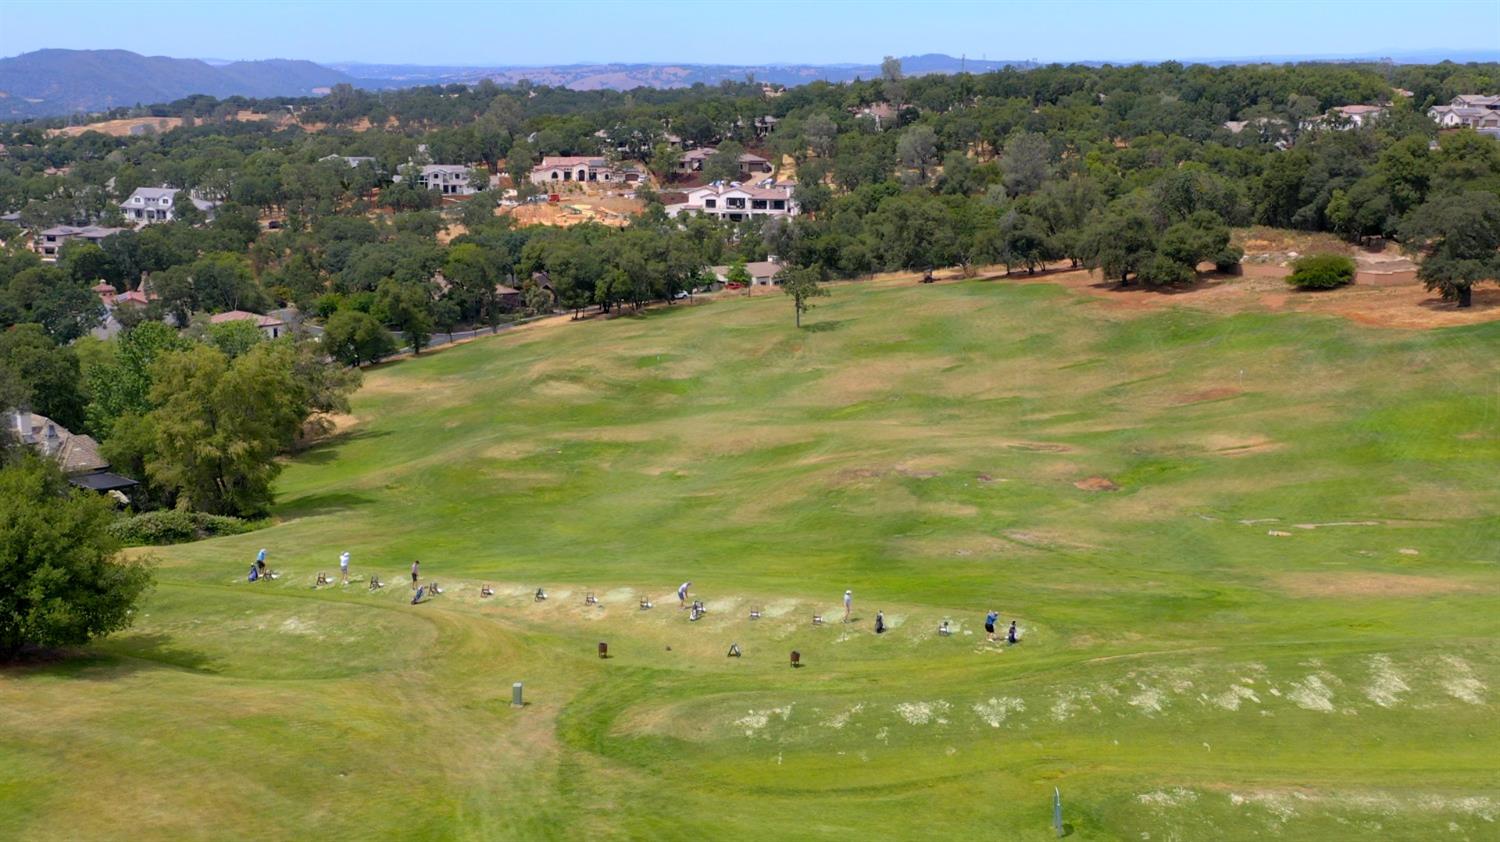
[
  {"left": 1276, "top": 572, "right": 1479, "bottom": 598},
  {"left": 501, "top": 194, "right": 643, "bottom": 228},
  {"left": 48, "top": 117, "right": 183, "bottom": 138}
]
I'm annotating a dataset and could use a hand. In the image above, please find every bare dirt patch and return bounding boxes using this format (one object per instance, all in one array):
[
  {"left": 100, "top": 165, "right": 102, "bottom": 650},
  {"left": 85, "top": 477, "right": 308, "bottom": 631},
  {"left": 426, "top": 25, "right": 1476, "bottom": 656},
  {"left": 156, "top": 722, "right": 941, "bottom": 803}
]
[
  {"left": 501, "top": 194, "right": 643, "bottom": 228},
  {"left": 302, "top": 411, "right": 358, "bottom": 441},
  {"left": 1277, "top": 572, "right": 1478, "bottom": 598},
  {"left": 49, "top": 116, "right": 184, "bottom": 138},
  {"left": 1196, "top": 433, "right": 1280, "bottom": 456},
  {"left": 1007, "top": 441, "right": 1073, "bottom": 453},
  {"left": 830, "top": 462, "right": 947, "bottom": 485},
  {"left": 1175, "top": 387, "right": 1243, "bottom": 405},
  {"left": 1074, "top": 476, "right": 1120, "bottom": 492}
]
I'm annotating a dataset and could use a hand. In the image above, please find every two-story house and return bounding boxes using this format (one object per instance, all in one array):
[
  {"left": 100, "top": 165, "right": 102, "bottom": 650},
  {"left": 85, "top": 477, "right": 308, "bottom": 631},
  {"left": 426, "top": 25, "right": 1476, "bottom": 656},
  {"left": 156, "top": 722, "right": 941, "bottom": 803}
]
[
  {"left": 1428, "top": 96, "right": 1500, "bottom": 130},
  {"left": 665, "top": 182, "right": 799, "bottom": 222},
  {"left": 413, "top": 164, "right": 476, "bottom": 195},
  {"left": 35, "top": 224, "right": 123, "bottom": 261},
  {"left": 119, "top": 186, "right": 219, "bottom": 224}
]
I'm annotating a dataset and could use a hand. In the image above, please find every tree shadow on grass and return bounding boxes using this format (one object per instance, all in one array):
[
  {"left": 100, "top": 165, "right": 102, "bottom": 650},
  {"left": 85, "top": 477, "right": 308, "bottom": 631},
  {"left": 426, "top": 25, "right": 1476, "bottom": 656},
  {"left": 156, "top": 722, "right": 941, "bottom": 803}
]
[
  {"left": 1417, "top": 287, "right": 1500, "bottom": 313},
  {"left": 617, "top": 302, "right": 703, "bottom": 322},
  {"left": 1, "top": 634, "right": 220, "bottom": 678},
  {"left": 276, "top": 491, "right": 377, "bottom": 520},
  {"left": 95, "top": 632, "right": 222, "bottom": 675},
  {"left": 292, "top": 428, "right": 391, "bottom": 466},
  {"left": 801, "top": 319, "right": 850, "bottom": 333}
]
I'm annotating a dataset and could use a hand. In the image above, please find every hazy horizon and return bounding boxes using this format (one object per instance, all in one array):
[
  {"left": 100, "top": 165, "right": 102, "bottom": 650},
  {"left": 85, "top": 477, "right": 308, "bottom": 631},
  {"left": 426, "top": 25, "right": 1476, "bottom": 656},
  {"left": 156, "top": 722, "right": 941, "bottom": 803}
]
[{"left": 4, "top": 0, "right": 1498, "bottom": 68}]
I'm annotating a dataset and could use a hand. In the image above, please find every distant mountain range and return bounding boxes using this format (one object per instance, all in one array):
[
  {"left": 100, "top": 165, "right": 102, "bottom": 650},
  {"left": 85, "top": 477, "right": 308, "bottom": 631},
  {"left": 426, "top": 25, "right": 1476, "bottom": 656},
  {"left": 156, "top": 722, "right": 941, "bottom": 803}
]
[
  {"left": 0, "top": 50, "right": 1027, "bottom": 119},
  {"left": 3, "top": 47, "right": 1499, "bottom": 121},
  {"left": 326, "top": 53, "right": 1030, "bottom": 91},
  {"left": 0, "top": 49, "right": 355, "bottom": 119}
]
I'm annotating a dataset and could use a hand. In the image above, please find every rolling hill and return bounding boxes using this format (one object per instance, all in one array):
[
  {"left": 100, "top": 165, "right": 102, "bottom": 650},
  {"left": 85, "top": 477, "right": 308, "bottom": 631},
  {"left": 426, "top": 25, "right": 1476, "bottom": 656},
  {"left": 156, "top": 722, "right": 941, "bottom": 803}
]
[
  {"left": 0, "top": 49, "right": 355, "bottom": 119},
  {"left": 0, "top": 49, "right": 1030, "bottom": 119}
]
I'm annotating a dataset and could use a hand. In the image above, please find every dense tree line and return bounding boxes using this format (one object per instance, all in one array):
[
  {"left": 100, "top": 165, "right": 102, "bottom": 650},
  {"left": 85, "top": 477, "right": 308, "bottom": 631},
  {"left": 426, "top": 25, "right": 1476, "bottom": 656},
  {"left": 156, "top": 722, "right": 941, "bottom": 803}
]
[{"left": 3, "top": 60, "right": 1497, "bottom": 305}]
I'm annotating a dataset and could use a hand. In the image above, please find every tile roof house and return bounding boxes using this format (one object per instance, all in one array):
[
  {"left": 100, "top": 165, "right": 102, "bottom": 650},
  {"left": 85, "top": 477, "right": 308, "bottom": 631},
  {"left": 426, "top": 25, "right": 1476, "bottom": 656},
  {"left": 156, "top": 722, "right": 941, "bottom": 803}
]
[
  {"left": 6, "top": 409, "right": 138, "bottom": 494},
  {"left": 1331, "top": 104, "right": 1387, "bottom": 126},
  {"left": 35, "top": 224, "right": 123, "bottom": 261},
  {"left": 528, "top": 156, "right": 639, "bottom": 186},
  {"left": 120, "top": 186, "right": 218, "bottom": 225},
  {"left": 665, "top": 182, "right": 799, "bottom": 222},
  {"left": 107, "top": 276, "right": 161, "bottom": 310},
  {"left": 853, "top": 102, "right": 899, "bottom": 129},
  {"left": 209, "top": 310, "right": 286, "bottom": 339}
]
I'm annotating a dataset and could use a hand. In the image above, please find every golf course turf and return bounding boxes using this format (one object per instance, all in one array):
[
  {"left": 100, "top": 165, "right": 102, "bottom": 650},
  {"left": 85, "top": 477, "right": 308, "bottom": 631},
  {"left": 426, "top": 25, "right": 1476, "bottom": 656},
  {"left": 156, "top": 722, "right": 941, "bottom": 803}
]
[{"left": 2, "top": 273, "right": 1496, "bottom": 840}]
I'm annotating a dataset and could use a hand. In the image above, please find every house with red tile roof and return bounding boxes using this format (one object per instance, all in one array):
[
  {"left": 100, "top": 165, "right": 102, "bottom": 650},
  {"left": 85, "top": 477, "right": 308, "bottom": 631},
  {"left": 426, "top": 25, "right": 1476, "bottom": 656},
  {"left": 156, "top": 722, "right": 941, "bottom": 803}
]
[{"left": 209, "top": 310, "right": 286, "bottom": 339}]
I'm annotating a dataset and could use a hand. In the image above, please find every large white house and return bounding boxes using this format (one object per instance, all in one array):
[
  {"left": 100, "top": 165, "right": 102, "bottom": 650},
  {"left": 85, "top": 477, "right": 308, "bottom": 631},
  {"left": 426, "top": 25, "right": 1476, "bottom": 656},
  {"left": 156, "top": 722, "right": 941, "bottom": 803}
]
[
  {"left": 1428, "top": 95, "right": 1500, "bottom": 130},
  {"left": 119, "top": 186, "right": 218, "bottom": 224},
  {"left": 414, "top": 164, "right": 476, "bottom": 195},
  {"left": 528, "top": 156, "right": 639, "bottom": 185},
  {"left": 665, "top": 182, "right": 799, "bottom": 222}
]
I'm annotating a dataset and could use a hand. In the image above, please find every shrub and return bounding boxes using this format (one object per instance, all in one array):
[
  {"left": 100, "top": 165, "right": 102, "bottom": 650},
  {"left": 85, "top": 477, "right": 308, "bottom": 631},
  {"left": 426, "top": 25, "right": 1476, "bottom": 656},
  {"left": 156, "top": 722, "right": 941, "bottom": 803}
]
[
  {"left": 1214, "top": 244, "right": 1245, "bottom": 273},
  {"left": 1136, "top": 254, "right": 1197, "bottom": 286},
  {"left": 1, "top": 457, "right": 154, "bottom": 656},
  {"left": 1286, "top": 253, "right": 1356, "bottom": 289},
  {"left": 108, "top": 510, "right": 257, "bottom": 546}
]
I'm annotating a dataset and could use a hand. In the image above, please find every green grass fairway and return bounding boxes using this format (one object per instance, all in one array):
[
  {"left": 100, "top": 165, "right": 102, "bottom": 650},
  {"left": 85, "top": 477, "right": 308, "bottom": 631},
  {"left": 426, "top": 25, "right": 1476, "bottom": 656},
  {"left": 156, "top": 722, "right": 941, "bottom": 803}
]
[{"left": 4, "top": 277, "right": 1498, "bottom": 840}]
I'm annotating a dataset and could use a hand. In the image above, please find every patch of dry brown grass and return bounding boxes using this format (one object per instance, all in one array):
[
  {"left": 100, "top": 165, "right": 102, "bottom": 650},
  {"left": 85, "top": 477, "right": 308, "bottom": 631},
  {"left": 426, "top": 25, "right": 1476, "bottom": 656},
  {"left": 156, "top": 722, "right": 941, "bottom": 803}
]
[{"left": 1276, "top": 572, "right": 1479, "bottom": 598}]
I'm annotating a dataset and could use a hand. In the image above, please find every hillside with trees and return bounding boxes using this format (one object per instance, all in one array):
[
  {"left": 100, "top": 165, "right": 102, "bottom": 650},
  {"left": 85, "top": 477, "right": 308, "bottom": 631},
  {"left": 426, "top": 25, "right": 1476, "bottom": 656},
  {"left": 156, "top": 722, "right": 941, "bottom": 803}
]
[{"left": 2, "top": 57, "right": 1500, "bottom": 528}]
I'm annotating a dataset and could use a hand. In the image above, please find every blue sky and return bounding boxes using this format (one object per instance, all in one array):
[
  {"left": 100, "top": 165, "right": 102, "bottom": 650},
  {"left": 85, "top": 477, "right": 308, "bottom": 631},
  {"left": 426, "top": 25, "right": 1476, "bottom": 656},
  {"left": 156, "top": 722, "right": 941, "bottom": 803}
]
[{"left": 2, "top": 0, "right": 1497, "bottom": 66}]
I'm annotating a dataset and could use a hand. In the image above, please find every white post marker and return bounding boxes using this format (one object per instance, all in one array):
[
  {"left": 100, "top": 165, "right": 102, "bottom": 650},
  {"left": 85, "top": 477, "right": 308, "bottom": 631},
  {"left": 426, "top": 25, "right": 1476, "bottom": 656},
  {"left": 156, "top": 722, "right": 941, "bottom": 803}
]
[
  {"left": 512, "top": 682, "right": 524, "bottom": 708},
  {"left": 1053, "top": 787, "right": 1063, "bottom": 837}
]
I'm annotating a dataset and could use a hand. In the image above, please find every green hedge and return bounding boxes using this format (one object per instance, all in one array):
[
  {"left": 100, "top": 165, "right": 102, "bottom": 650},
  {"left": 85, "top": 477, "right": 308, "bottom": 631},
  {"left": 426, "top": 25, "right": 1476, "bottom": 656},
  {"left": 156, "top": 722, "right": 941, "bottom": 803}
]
[
  {"left": 1286, "top": 253, "right": 1357, "bottom": 289},
  {"left": 109, "top": 510, "right": 258, "bottom": 546}
]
